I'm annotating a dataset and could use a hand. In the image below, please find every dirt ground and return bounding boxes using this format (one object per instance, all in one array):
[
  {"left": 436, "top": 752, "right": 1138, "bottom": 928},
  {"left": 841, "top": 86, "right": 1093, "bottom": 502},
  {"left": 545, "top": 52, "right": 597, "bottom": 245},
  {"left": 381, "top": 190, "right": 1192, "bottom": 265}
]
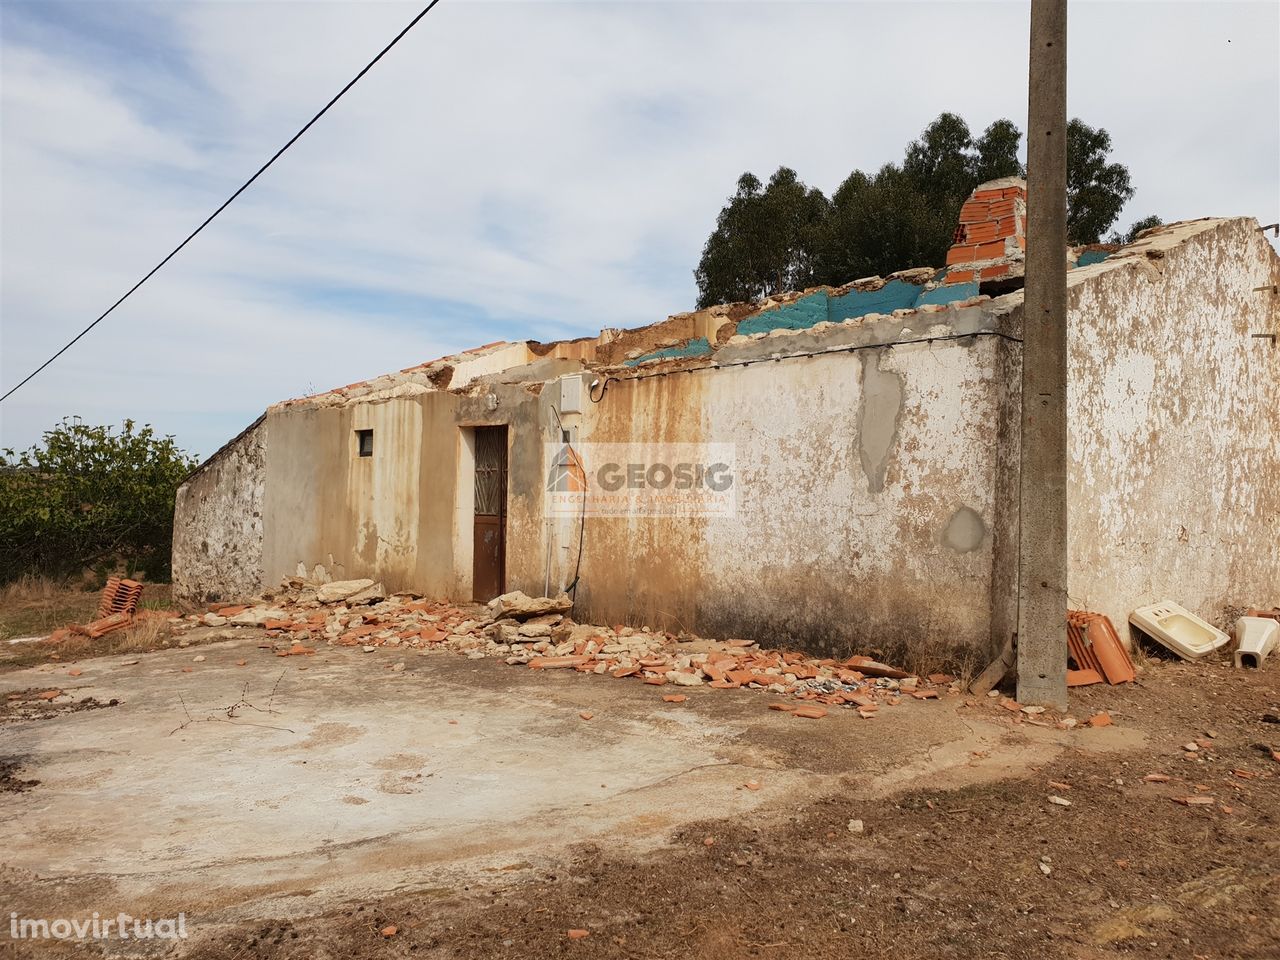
[{"left": 0, "top": 622, "right": 1277, "bottom": 960}]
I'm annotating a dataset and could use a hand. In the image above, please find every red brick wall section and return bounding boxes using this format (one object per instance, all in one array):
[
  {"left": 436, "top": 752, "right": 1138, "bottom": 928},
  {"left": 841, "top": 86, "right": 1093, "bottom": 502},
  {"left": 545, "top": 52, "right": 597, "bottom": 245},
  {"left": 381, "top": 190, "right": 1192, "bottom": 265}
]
[{"left": 944, "top": 179, "right": 1027, "bottom": 285}]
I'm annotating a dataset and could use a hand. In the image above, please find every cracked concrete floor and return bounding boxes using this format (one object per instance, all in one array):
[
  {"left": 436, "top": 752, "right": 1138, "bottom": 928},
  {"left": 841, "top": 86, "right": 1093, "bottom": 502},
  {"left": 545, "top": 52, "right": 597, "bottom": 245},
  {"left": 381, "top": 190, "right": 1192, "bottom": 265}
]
[{"left": 0, "top": 632, "right": 1107, "bottom": 929}]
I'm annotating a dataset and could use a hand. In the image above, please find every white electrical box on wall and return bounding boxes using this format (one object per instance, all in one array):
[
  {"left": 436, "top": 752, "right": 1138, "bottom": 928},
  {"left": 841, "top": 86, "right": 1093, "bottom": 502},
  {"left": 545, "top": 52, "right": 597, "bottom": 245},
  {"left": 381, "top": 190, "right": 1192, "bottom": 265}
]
[{"left": 559, "top": 373, "right": 584, "bottom": 415}]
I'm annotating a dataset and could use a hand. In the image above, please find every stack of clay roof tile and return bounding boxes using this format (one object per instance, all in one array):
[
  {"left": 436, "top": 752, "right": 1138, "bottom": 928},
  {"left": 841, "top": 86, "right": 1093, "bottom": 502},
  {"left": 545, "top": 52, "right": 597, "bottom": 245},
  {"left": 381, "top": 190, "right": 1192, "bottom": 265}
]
[
  {"left": 96, "top": 577, "right": 144, "bottom": 619},
  {"left": 71, "top": 578, "right": 144, "bottom": 639},
  {"left": 1067, "top": 610, "right": 1135, "bottom": 685}
]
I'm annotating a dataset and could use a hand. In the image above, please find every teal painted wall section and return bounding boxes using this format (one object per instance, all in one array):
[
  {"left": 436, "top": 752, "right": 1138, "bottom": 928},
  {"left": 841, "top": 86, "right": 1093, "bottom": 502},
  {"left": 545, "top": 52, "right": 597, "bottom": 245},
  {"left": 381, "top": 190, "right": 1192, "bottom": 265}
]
[
  {"left": 827, "top": 280, "right": 920, "bottom": 322},
  {"left": 1075, "top": 250, "right": 1111, "bottom": 268},
  {"left": 913, "top": 281, "right": 978, "bottom": 307},
  {"left": 624, "top": 336, "right": 713, "bottom": 366},
  {"left": 738, "top": 279, "right": 941, "bottom": 337},
  {"left": 737, "top": 292, "right": 829, "bottom": 336}
]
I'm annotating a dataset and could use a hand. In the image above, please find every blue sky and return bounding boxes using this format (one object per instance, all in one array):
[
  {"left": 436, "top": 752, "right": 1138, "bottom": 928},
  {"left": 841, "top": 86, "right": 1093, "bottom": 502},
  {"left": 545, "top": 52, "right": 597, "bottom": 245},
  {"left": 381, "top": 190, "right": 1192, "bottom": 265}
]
[{"left": 2, "top": 0, "right": 1277, "bottom": 459}]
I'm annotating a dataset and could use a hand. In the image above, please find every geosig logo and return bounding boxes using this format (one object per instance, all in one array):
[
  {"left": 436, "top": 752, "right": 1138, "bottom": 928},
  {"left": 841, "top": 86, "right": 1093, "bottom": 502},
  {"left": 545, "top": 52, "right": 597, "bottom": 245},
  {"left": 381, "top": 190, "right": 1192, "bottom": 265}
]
[
  {"left": 546, "top": 442, "right": 736, "bottom": 517},
  {"left": 595, "top": 460, "right": 733, "bottom": 493}
]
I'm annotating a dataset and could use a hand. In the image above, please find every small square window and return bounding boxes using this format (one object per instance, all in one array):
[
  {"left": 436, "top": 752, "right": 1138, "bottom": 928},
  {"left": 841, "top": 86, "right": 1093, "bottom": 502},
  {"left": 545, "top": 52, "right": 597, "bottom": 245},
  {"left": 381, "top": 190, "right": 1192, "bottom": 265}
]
[{"left": 356, "top": 429, "right": 373, "bottom": 458}]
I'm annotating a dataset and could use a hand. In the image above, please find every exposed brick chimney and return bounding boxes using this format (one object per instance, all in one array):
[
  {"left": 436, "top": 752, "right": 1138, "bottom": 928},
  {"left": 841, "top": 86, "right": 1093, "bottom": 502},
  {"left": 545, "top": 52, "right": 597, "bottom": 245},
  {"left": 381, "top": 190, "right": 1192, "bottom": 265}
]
[{"left": 944, "top": 176, "right": 1027, "bottom": 286}]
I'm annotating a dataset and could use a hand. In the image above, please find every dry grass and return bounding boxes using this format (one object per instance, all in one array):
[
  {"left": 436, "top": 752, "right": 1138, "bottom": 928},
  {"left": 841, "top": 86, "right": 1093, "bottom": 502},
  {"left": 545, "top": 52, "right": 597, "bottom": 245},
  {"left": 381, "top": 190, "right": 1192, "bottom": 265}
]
[
  {"left": 0, "top": 574, "right": 64, "bottom": 605},
  {"left": 1, "top": 616, "right": 178, "bottom": 672},
  {"left": 0, "top": 579, "right": 177, "bottom": 670},
  {"left": 0, "top": 581, "right": 100, "bottom": 642},
  {"left": 113, "top": 615, "right": 172, "bottom": 652}
]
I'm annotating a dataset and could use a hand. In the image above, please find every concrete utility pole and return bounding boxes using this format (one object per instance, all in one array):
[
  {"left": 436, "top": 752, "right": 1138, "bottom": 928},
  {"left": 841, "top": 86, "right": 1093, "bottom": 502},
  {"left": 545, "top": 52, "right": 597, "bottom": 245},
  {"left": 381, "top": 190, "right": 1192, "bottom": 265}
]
[{"left": 1017, "top": 0, "right": 1069, "bottom": 709}]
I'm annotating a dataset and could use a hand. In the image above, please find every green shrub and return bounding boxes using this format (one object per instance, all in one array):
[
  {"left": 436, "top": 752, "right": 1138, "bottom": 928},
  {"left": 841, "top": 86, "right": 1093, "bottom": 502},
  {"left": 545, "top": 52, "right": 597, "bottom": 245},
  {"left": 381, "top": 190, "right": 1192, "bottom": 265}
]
[{"left": 0, "top": 418, "right": 196, "bottom": 584}]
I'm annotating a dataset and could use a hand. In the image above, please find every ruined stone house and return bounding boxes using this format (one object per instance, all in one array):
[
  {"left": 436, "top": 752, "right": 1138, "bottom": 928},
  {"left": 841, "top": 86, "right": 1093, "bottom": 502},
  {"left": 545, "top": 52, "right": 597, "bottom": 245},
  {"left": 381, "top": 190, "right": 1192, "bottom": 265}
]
[{"left": 172, "top": 179, "right": 1280, "bottom": 667}]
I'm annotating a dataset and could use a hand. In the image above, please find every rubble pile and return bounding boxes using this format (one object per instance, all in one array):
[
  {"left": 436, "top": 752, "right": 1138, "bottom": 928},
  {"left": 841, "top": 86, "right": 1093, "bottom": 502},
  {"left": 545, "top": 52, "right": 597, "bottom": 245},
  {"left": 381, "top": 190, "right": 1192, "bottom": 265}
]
[{"left": 175, "top": 583, "right": 959, "bottom": 714}]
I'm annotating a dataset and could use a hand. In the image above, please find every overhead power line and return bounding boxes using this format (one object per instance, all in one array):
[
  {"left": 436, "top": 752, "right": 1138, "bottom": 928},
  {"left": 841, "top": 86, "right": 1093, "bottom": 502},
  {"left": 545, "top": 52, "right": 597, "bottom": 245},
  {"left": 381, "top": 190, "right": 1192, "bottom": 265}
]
[{"left": 0, "top": 0, "right": 444, "bottom": 405}]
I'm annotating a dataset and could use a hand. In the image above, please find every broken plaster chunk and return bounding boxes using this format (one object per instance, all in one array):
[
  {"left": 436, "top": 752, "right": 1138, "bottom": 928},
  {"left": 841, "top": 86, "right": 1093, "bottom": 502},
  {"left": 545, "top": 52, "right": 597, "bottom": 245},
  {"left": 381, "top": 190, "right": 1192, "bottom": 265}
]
[
  {"left": 228, "top": 607, "right": 289, "bottom": 627},
  {"left": 316, "top": 579, "right": 378, "bottom": 604},
  {"left": 669, "top": 672, "right": 704, "bottom": 687},
  {"left": 487, "top": 591, "right": 573, "bottom": 621}
]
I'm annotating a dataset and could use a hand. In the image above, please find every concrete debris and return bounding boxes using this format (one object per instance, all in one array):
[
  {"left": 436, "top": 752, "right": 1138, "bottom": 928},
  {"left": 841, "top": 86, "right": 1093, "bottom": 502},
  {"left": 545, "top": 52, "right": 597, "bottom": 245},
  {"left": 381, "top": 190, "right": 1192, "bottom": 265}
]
[
  {"left": 228, "top": 607, "right": 289, "bottom": 627},
  {"left": 487, "top": 591, "right": 574, "bottom": 621},
  {"left": 316, "top": 579, "right": 384, "bottom": 605},
  {"left": 175, "top": 585, "right": 972, "bottom": 718}
]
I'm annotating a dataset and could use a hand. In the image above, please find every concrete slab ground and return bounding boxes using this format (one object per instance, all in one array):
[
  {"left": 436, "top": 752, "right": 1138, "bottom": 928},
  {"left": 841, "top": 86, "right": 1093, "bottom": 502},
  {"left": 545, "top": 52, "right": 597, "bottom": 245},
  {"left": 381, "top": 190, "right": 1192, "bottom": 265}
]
[{"left": 0, "top": 632, "right": 1112, "bottom": 939}]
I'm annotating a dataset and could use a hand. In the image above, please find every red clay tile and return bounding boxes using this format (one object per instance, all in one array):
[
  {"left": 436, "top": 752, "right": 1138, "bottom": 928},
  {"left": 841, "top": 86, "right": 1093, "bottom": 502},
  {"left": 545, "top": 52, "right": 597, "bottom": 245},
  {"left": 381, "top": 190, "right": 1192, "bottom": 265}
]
[
  {"left": 1066, "top": 668, "right": 1103, "bottom": 687},
  {"left": 791, "top": 705, "right": 828, "bottom": 720},
  {"left": 528, "top": 656, "right": 592, "bottom": 669}
]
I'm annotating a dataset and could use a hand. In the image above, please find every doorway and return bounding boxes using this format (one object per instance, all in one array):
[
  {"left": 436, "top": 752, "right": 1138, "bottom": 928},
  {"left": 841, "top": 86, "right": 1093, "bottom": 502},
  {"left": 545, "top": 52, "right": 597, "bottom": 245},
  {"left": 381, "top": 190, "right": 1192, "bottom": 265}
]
[{"left": 471, "top": 425, "right": 508, "bottom": 602}]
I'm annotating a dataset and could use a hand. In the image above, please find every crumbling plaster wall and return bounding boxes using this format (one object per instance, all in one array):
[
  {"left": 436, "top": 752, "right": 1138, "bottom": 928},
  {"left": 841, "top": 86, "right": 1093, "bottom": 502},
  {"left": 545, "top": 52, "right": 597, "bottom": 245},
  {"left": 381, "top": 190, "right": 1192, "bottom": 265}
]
[
  {"left": 258, "top": 381, "right": 549, "bottom": 603},
  {"left": 1062, "top": 218, "right": 1280, "bottom": 631},
  {"left": 172, "top": 417, "right": 266, "bottom": 604},
  {"left": 572, "top": 308, "right": 1007, "bottom": 667},
  {"left": 261, "top": 393, "right": 456, "bottom": 595}
]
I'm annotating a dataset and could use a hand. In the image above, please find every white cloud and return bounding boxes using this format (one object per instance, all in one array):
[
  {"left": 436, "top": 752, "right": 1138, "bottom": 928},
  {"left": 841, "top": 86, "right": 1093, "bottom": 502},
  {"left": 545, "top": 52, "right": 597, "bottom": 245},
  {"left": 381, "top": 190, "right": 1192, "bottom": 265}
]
[{"left": 3, "top": 0, "right": 1277, "bottom": 458}]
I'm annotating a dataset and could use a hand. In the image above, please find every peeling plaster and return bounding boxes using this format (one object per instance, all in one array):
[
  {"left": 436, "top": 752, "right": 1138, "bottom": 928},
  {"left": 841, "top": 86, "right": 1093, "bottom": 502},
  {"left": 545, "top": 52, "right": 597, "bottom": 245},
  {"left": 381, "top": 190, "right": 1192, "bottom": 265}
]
[
  {"left": 942, "top": 505, "right": 986, "bottom": 553},
  {"left": 174, "top": 215, "right": 1278, "bottom": 663},
  {"left": 857, "top": 351, "right": 904, "bottom": 494}
]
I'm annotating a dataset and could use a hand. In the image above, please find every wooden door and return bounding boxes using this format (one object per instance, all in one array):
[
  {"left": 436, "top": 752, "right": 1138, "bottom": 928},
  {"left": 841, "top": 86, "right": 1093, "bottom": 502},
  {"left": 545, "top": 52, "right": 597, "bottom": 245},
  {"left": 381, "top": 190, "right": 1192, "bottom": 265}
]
[{"left": 471, "top": 426, "right": 508, "bottom": 602}]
